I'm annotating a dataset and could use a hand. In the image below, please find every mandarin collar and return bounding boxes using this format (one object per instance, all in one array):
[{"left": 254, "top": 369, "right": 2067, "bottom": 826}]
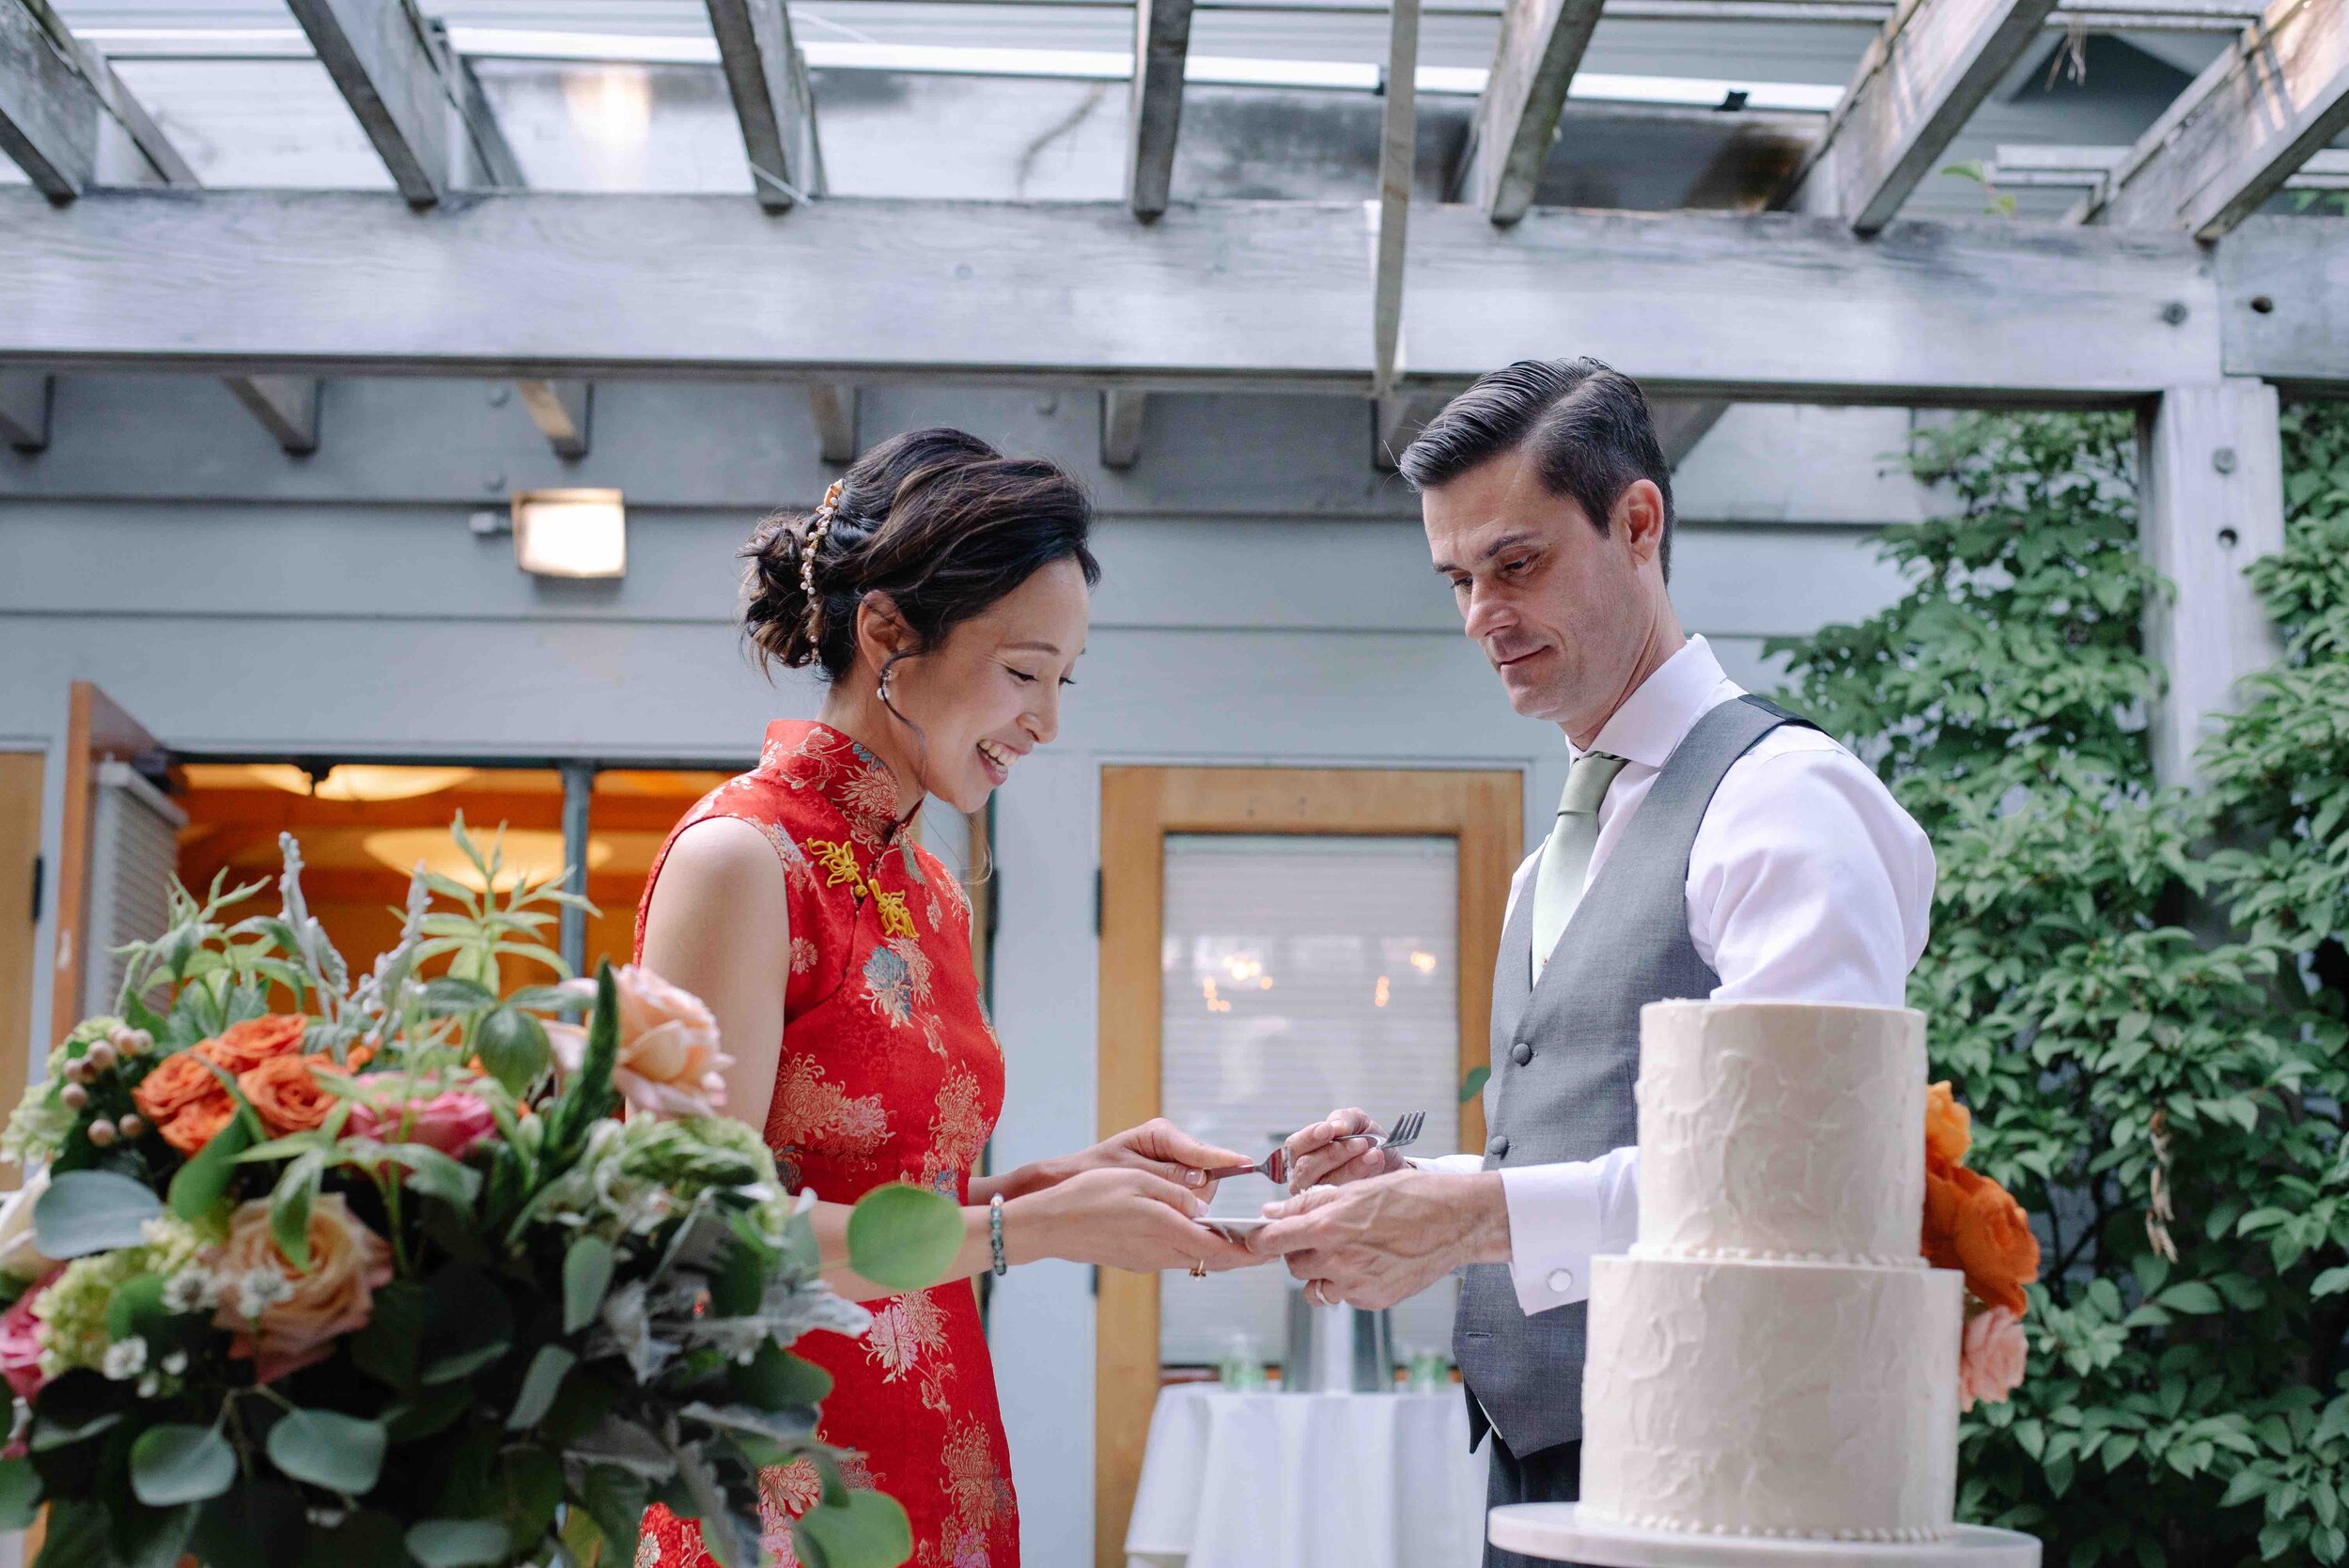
[
  {"left": 1568, "top": 635, "right": 1729, "bottom": 770},
  {"left": 755, "top": 720, "right": 911, "bottom": 842}
]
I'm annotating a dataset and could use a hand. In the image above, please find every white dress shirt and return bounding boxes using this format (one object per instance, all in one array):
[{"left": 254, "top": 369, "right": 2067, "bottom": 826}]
[{"left": 1417, "top": 636, "right": 1937, "bottom": 1315}]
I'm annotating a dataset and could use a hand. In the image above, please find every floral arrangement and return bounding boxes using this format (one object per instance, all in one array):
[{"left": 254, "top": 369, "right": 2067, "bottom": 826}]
[
  {"left": 1921, "top": 1080, "right": 2040, "bottom": 1411},
  {"left": 0, "top": 824, "right": 952, "bottom": 1568}
]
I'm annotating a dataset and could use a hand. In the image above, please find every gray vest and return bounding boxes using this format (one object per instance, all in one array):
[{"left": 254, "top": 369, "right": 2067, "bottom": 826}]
[{"left": 1453, "top": 693, "right": 1813, "bottom": 1458}]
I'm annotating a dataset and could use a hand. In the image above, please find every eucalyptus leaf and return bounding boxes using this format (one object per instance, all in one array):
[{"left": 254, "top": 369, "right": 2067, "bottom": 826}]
[
  {"left": 404, "top": 1519, "right": 514, "bottom": 1568},
  {"left": 265, "top": 1407, "right": 387, "bottom": 1496},
  {"left": 129, "top": 1423, "right": 238, "bottom": 1507},
  {"left": 845, "top": 1184, "right": 961, "bottom": 1294},
  {"left": 474, "top": 1007, "right": 552, "bottom": 1095},
  {"left": 795, "top": 1491, "right": 913, "bottom": 1568},
  {"left": 0, "top": 1456, "right": 39, "bottom": 1530},
  {"left": 506, "top": 1343, "right": 579, "bottom": 1431},
  {"left": 563, "top": 1234, "right": 614, "bottom": 1334},
  {"left": 35, "top": 1169, "right": 164, "bottom": 1258},
  {"left": 270, "top": 1148, "right": 326, "bottom": 1272}
]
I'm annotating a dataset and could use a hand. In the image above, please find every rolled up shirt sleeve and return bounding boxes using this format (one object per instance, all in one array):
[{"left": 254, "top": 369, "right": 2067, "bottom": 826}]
[{"left": 1495, "top": 1145, "right": 1641, "bottom": 1313}]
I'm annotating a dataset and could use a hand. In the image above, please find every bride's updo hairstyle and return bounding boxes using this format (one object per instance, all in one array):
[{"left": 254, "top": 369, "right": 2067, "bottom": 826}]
[{"left": 742, "top": 427, "right": 1099, "bottom": 680}]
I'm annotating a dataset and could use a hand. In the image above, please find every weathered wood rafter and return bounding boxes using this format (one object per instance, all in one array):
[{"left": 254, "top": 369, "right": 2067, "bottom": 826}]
[
  {"left": 2, "top": 190, "right": 2334, "bottom": 400},
  {"left": 1127, "top": 0, "right": 1197, "bottom": 221},
  {"left": 706, "top": 0, "right": 824, "bottom": 212},
  {"left": 1461, "top": 0, "right": 1608, "bottom": 225},
  {"left": 2070, "top": 0, "right": 2349, "bottom": 239}
]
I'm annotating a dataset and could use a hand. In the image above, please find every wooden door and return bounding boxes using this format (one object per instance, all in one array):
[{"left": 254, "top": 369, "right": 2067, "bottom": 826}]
[
  {"left": 49, "top": 682, "right": 163, "bottom": 1047},
  {"left": 1094, "top": 767, "right": 1521, "bottom": 1568},
  {"left": 0, "top": 752, "right": 43, "bottom": 1190}
]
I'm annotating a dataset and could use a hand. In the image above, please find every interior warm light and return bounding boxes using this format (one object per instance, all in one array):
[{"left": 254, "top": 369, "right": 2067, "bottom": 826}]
[
  {"left": 513, "top": 489, "right": 627, "bottom": 579},
  {"left": 241, "top": 764, "right": 479, "bottom": 802},
  {"left": 1373, "top": 975, "right": 1391, "bottom": 1008},
  {"left": 1408, "top": 950, "right": 1438, "bottom": 974},
  {"left": 363, "top": 828, "right": 613, "bottom": 893}
]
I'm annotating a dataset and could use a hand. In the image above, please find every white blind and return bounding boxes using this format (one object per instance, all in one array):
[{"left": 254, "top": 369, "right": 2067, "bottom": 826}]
[
  {"left": 83, "top": 761, "right": 187, "bottom": 1018},
  {"left": 1158, "top": 833, "right": 1460, "bottom": 1367}
]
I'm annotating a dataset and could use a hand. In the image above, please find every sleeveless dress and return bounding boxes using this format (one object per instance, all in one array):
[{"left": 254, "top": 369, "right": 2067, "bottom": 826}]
[{"left": 633, "top": 720, "right": 1019, "bottom": 1568}]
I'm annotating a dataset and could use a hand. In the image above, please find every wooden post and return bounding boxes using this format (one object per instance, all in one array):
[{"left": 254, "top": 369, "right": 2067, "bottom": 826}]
[{"left": 2138, "top": 379, "right": 2287, "bottom": 788}]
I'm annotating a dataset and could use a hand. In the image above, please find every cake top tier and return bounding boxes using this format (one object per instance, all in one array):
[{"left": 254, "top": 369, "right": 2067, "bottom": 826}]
[{"left": 1633, "top": 1000, "right": 1927, "bottom": 1266}]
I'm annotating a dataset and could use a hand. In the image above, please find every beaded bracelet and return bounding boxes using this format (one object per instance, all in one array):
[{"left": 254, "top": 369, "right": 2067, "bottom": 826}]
[{"left": 988, "top": 1192, "right": 1008, "bottom": 1277}]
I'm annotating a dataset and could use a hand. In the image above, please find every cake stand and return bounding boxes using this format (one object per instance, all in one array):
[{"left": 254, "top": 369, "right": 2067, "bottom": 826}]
[{"left": 1489, "top": 1505, "right": 2042, "bottom": 1568}]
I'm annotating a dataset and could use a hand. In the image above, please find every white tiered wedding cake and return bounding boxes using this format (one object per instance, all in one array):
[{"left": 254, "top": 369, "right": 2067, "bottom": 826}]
[{"left": 1487, "top": 1001, "right": 2041, "bottom": 1567}]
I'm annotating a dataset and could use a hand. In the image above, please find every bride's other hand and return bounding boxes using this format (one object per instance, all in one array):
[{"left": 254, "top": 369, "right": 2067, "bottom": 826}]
[
  {"left": 1282, "top": 1109, "right": 1408, "bottom": 1194},
  {"left": 1058, "top": 1118, "right": 1250, "bottom": 1204},
  {"left": 1010, "top": 1168, "right": 1258, "bottom": 1276}
]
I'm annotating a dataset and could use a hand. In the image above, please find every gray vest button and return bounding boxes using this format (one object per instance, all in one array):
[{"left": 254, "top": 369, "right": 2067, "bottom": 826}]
[
  {"left": 1486, "top": 1135, "right": 1510, "bottom": 1158},
  {"left": 1512, "top": 1041, "right": 1533, "bottom": 1066}
]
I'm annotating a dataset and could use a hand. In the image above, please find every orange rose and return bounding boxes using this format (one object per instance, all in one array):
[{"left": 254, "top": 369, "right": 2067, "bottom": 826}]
[
  {"left": 211, "top": 1194, "right": 394, "bottom": 1382},
  {"left": 159, "top": 1096, "right": 238, "bottom": 1157},
  {"left": 238, "top": 1053, "right": 337, "bottom": 1137},
  {"left": 133, "top": 1050, "right": 224, "bottom": 1126},
  {"left": 197, "top": 1014, "right": 308, "bottom": 1075},
  {"left": 1921, "top": 1153, "right": 1973, "bottom": 1273},
  {"left": 1925, "top": 1081, "right": 1972, "bottom": 1168},
  {"left": 1952, "top": 1174, "right": 2039, "bottom": 1317}
]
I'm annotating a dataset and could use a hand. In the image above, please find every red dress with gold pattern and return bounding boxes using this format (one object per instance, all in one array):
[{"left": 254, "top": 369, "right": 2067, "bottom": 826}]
[{"left": 634, "top": 721, "right": 1018, "bottom": 1568}]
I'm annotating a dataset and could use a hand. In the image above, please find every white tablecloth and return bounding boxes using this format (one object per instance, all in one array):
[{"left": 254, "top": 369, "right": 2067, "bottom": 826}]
[{"left": 1125, "top": 1385, "right": 1487, "bottom": 1568}]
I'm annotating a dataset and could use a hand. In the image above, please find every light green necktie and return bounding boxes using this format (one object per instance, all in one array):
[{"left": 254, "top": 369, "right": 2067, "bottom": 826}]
[{"left": 1531, "top": 751, "right": 1629, "bottom": 979}]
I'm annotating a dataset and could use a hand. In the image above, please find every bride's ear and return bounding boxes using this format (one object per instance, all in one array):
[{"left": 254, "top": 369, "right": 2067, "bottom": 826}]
[{"left": 855, "top": 591, "right": 916, "bottom": 671}]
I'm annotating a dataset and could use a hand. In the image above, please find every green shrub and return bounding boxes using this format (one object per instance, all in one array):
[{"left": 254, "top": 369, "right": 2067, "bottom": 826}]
[{"left": 1766, "top": 403, "right": 2349, "bottom": 1565}]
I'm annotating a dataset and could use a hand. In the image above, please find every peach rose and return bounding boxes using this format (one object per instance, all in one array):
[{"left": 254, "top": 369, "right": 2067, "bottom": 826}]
[
  {"left": 346, "top": 1086, "right": 496, "bottom": 1160},
  {"left": 132, "top": 1049, "right": 224, "bottom": 1126},
  {"left": 211, "top": 1193, "right": 394, "bottom": 1382},
  {"left": 197, "top": 1014, "right": 308, "bottom": 1075},
  {"left": 158, "top": 1095, "right": 238, "bottom": 1157},
  {"left": 549, "top": 964, "right": 733, "bottom": 1119},
  {"left": 238, "top": 1053, "right": 338, "bottom": 1138},
  {"left": 1925, "top": 1080, "right": 1972, "bottom": 1168},
  {"left": 1959, "top": 1305, "right": 2028, "bottom": 1411}
]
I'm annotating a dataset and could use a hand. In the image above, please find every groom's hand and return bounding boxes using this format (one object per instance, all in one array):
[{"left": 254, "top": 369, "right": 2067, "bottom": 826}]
[
  {"left": 1282, "top": 1109, "right": 1409, "bottom": 1193},
  {"left": 1247, "top": 1169, "right": 1511, "bottom": 1310}
]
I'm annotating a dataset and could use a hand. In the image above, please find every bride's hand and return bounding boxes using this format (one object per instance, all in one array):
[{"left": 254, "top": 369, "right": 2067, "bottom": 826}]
[
  {"left": 1008, "top": 1168, "right": 1259, "bottom": 1276},
  {"left": 1052, "top": 1118, "right": 1249, "bottom": 1204}
]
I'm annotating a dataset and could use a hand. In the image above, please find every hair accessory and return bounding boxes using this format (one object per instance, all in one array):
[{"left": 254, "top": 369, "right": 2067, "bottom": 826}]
[
  {"left": 800, "top": 478, "right": 846, "bottom": 638},
  {"left": 988, "top": 1192, "right": 1008, "bottom": 1277}
]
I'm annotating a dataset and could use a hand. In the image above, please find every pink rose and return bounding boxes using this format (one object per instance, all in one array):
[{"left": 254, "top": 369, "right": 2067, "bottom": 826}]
[
  {"left": 347, "top": 1085, "right": 496, "bottom": 1160},
  {"left": 1958, "top": 1304, "right": 2029, "bottom": 1411},
  {"left": 0, "top": 1267, "right": 62, "bottom": 1402},
  {"left": 549, "top": 965, "right": 733, "bottom": 1120},
  {"left": 211, "top": 1194, "right": 394, "bottom": 1382}
]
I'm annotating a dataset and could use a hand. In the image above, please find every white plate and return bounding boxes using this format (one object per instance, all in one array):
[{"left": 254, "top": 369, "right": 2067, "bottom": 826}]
[{"left": 1197, "top": 1216, "right": 1273, "bottom": 1241}]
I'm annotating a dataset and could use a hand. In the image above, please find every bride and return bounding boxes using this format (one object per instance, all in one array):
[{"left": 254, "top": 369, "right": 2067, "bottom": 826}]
[{"left": 631, "top": 428, "right": 1256, "bottom": 1568}]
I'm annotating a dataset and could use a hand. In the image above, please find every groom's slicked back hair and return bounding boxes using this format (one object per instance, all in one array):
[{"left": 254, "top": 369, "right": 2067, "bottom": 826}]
[{"left": 1398, "top": 357, "right": 1675, "bottom": 581}]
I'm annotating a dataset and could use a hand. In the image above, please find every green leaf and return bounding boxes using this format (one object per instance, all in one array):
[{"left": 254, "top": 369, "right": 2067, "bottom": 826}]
[
  {"left": 564, "top": 1234, "right": 614, "bottom": 1334},
  {"left": 169, "top": 1113, "right": 256, "bottom": 1224},
  {"left": 578, "top": 1465, "right": 650, "bottom": 1568},
  {"left": 190, "top": 1480, "right": 308, "bottom": 1568},
  {"left": 35, "top": 1169, "right": 164, "bottom": 1258},
  {"left": 474, "top": 1008, "right": 552, "bottom": 1095},
  {"left": 299, "top": 1511, "right": 413, "bottom": 1568},
  {"left": 1459, "top": 1065, "right": 1490, "bottom": 1104},
  {"left": 349, "top": 1277, "right": 427, "bottom": 1389},
  {"left": 795, "top": 1491, "right": 913, "bottom": 1568},
  {"left": 506, "top": 1343, "right": 579, "bottom": 1431},
  {"left": 36, "top": 1498, "right": 117, "bottom": 1568},
  {"left": 2314, "top": 1265, "right": 2349, "bottom": 1298},
  {"left": 2156, "top": 1281, "right": 2222, "bottom": 1314},
  {"left": 130, "top": 1423, "right": 238, "bottom": 1507},
  {"left": 846, "top": 1184, "right": 962, "bottom": 1293},
  {"left": 381, "top": 1384, "right": 473, "bottom": 1443},
  {"left": 420, "top": 977, "right": 501, "bottom": 1017},
  {"left": 734, "top": 1341, "right": 832, "bottom": 1413},
  {"left": 385, "top": 1143, "right": 484, "bottom": 1207},
  {"left": 404, "top": 1519, "right": 514, "bottom": 1568},
  {"left": 420, "top": 1264, "right": 514, "bottom": 1385},
  {"left": 266, "top": 1408, "right": 386, "bottom": 1497},
  {"left": 0, "top": 1456, "right": 40, "bottom": 1530},
  {"left": 270, "top": 1149, "right": 325, "bottom": 1272},
  {"left": 487, "top": 1447, "right": 565, "bottom": 1554},
  {"left": 107, "top": 1274, "right": 172, "bottom": 1344}
]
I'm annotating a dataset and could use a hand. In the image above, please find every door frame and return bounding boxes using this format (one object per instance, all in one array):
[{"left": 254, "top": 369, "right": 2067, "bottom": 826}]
[{"left": 1094, "top": 765, "right": 1522, "bottom": 1568}]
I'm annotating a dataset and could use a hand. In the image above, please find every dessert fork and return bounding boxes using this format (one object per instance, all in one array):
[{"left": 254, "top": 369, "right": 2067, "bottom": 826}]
[{"left": 1197, "top": 1110, "right": 1427, "bottom": 1183}]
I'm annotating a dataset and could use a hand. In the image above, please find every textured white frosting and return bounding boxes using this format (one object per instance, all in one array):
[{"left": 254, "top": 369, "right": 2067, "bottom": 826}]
[
  {"left": 1637, "top": 1000, "right": 1928, "bottom": 1265},
  {"left": 1581, "top": 1253, "right": 1962, "bottom": 1542}
]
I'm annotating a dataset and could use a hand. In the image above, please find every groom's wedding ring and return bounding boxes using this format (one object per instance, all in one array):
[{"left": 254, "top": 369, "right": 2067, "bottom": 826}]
[{"left": 1190, "top": 1259, "right": 1208, "bottom": 1279}]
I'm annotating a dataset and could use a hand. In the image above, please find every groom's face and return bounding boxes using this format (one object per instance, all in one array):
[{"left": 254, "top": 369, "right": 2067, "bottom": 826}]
[{"left": 1423, "top": 447, "right": 1647, "bottom": 728}]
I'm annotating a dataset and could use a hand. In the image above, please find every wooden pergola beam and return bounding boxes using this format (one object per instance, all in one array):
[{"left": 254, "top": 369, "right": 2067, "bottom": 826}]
[
  {"left": 706, "top": 0, "right": 823, "bottom": 212},
  {"left": 1, "top": 189, "right": 2308, "bottom": 401},
  {"left": 283, "top": 0, "right": 464, "bottom": 208},
  {"left": 1465, "top": 0, "right": 1608, "bottom": 224},
  {"left": 0, "top": 371, "right": 50, "bottom": 451},
  {"left": 0, "top": 0, "right": 95, "bottom": 197},
  {"left": 1784, "top": 0, "right": 2061, "bottom": 233},
  {"left": 806, "top": 384, "right": 858, "bottom": 464},
  {"left": 1100, "top": 390, "right": 1148, "bottom": 468},
  {"left": 1127, "top": 0, "right": 1197, "bottom": 221},
  {"left": 2070, "top": 0, "right": 2349, "bottom": 239},
  {"left": 1372, "top": 0, "right": 1423, "bottom": 399},
  {"left": 514, "top": 379, "right": 591, "bottom": 459}
]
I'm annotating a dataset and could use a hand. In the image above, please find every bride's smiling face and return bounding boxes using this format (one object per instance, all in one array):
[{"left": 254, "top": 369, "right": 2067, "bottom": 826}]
[{"left": 865, "top": 558, "right": 1092, "bottom": 815}]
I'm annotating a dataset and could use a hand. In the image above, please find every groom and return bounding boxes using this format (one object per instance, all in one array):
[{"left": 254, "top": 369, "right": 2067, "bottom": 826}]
[{"left": 1250, "top": 359, "right": 1935, "bottom": 1560}]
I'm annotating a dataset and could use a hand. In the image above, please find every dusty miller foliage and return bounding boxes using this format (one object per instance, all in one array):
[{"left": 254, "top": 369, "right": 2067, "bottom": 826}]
[{"left": 1766, "top": 404, "right": 2349, "bottom": 1565}]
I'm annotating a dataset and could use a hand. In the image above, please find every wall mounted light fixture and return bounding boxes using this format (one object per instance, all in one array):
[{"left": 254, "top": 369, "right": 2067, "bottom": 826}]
[{"left": 512, "top": 488, "right": 627, "bottom": 579}]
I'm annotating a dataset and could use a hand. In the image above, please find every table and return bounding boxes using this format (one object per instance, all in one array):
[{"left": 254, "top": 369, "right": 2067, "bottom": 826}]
[{"left": 1125, "top": 1384, "right": 1487, "bottom": 1568}]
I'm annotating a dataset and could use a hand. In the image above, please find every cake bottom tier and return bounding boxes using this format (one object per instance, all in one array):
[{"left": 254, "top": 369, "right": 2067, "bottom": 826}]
[{"left": 1581, "top": 1253, "right": 1964, "bottom": 1544}]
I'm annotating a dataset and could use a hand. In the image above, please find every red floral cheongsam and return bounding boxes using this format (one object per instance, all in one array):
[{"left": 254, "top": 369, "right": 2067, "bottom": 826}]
[{"left": 634, "top": 721, "right": 1018, "bottom": 1568}]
